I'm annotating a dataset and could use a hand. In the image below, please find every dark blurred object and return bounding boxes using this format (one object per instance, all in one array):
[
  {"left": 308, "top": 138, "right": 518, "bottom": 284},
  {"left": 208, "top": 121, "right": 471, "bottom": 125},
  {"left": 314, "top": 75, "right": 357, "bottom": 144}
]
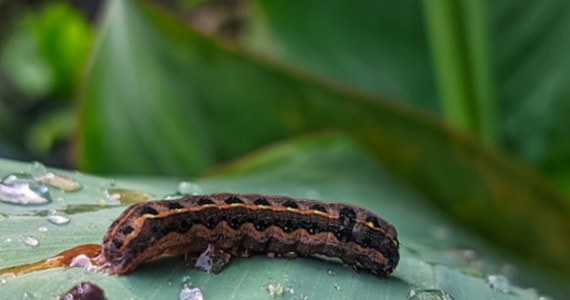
[{"left": 59, "top": 282, "right": 107, "bottom": 300}]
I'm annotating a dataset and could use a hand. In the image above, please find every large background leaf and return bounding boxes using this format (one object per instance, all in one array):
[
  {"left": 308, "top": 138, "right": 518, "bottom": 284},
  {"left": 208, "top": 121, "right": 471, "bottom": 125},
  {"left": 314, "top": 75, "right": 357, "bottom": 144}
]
[
  {"left": 493, "top": 0, "right": 570, "bottom": 194},
  {"left": 0, "top": 2, "right": 93, "bottom": 166},
  {"left": 243, "top": 0, "right": 570, "bottom": 194},
  {"left": 244, "top": 0, "right": 439, "bottom": 112},
  {"left": 1, "top": 136, "right": 567, "bottom": 299}
]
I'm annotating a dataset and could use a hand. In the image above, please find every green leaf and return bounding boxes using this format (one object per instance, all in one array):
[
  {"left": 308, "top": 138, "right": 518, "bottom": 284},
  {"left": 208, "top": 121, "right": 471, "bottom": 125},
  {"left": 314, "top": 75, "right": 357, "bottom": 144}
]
[
  {"left": 493, "top": 0, "right": 570, "bottom": 191},
  {"left": 243, "top": 0, "right": 570, "bottom": 194},
  {"left": 422, "top": 0, "right": 496, "bottom": 143},
  {"left": 244, "top": 0, "right": 439, "bottom": 112},
  {"left": 1, "top": 136, "right": 567, "bottom": 298},
  {"left": 244, "top": 0, "right": 497, "bottom": 143}
]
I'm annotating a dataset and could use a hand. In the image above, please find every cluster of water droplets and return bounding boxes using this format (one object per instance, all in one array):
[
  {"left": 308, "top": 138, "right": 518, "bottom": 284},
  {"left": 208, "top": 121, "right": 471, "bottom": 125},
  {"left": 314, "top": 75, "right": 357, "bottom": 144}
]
[
  {"left": 265, "top": 280, "right": 300, "bottom": 299},
  {"left": 0, "top": 173, "right": 51, "bottom": 205},
  {"left": 266, "top": 283, "right": 284, "bottom": 297},
  {"left": 332, "top": 282, "right": 341, "bottom": 291},
  {"left": 14, "top": 209, "right": 71, "bottom": 249},
  {"left": 0, "top": 162, "right": 82, "bottom": 206},
  {"left": 485, "top": 274, "right": 511, "bottom": 294},
  {"left": 100, "top": 178, "right": 154, "bottom": 206},
  {"left": 400, "top": 234, "right": 559, "bottom": 300}
]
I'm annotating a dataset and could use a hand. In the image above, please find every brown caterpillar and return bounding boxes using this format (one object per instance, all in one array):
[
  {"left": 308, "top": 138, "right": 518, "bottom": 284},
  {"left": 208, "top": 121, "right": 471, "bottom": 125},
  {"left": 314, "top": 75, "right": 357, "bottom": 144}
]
[{"left": 101, "top": 193, "right": 399, "bottom": 277}]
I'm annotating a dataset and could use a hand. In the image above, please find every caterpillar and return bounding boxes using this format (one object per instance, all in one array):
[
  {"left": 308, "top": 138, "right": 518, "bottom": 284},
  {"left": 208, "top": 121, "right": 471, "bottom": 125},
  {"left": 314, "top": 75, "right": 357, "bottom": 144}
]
[{"left": 101, "top": 193, "right": 399, "bottom": 277}]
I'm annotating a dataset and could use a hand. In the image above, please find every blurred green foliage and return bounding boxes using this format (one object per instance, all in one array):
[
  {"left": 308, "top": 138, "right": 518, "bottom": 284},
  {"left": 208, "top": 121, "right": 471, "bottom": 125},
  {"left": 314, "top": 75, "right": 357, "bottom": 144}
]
[
  {"left": 1, "top": 3, "right": 92, "bottom": 98},
  {"left": 4, "top": 0, "right": 569, "bottom": 196},
  {"left": 244, "top": 0, "right": 570, "bottom": 192},
  {"left": 0, "top": 2, "right": 92, "bottom": 163},
  {"left": 1, "top": 1, "right": 569, "bottom": 190}
]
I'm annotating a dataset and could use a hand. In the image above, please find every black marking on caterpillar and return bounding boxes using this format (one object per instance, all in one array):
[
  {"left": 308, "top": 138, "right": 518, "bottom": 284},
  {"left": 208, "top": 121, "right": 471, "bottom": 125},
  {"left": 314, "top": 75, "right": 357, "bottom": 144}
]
[{"left": 101, "top": 193, "right": 399, "bottom": 277}]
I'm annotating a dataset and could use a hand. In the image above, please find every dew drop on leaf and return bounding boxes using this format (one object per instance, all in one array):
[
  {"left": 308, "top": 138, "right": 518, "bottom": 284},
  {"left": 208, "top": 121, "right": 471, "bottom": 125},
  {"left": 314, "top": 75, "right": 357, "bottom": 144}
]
[
  {"left": 23, "top": 236, "right": 39, "bottom": 248},
  {"left": 407, "top": 289, "right": 455, "bottom": 300}
]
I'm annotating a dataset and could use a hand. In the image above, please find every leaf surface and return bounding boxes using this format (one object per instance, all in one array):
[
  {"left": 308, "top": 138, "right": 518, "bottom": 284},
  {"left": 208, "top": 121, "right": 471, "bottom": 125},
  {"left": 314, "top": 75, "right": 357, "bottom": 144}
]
[{"left": 1, "top": 136, "right": 567, "bottom": 299}]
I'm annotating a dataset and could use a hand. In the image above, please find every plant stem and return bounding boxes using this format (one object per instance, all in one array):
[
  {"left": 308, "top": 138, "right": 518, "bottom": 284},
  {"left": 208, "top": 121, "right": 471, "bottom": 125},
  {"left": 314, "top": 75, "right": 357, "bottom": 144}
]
[{"left": 422, "top": 0, "right": 496, "bottom": 144}]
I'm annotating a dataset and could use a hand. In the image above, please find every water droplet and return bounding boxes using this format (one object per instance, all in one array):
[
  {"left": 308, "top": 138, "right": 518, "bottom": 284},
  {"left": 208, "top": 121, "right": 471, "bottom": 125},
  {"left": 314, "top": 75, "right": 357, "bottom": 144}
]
[
  {"left": 109, "top": 178, "right": 117, "bottom": 187},
  {"left": 69, "top": 254, "right": 98, "bottom": 272},
  {"left": 305, "top": 189, "right": 321, "bottom": 199},
  {"left": 47, "top": 214, "right": 70, "bottom": 225},
  {"left": 195, "top": 244, "right": 214, "bottom": 273},
  {"left": 0, "top": 173, "right": 51, "bottom": 205},
  {"left": 164, "top": 193, "right": 185, "bottom": 200},
  {"left": 182, "top": 276, "right": 192, "bottom": 284},
  {"left": 22, "top": 292, "right": 37, "bottom": 300},
  {"left": 177, "top": 181, "right": 203, "bottom": 195},
  {"left": 35, "top": 172, "right": 82, "bottom": 192},
  {"left": 299, "top": 294, "right": 309, "bottom": 300},
  {"left": 0, "top": 273, "right": 15, "bottom": 284},
  {"left": 103, "top": 189, "right": 121, "bottom": 205},
  {"left": 486, "top": 274, "right": 510, "bottom": 293},
  {"left": 28, "top": 161, "right": 47, "bottom": 177},
  {"left": 327, "top": 269, "right": 336, "bottom": 276},
  {"left": 4, "top": 237, "right": 13, "bottom": 243},
  {"left": 538, "top": 296, "right": 553, "bottom": 300},
  {"left": 179, "top": 285, "right": 204, "bottom": 300},
  {"left": 284, "top": 287, "right": 295, "bottom": 295},
  {"left": 38, "top": 226, "right": 48, "bottom": 232},
  {"left": 179, "top": 276, "right": 203, "bottom": 300},
  {"left": 407, "top": 289, "right": 455, "bottom": 300},
  {"left": 23, "top": 236, "right": 39, "bottom": 247},
  {"left": 105, "top": 188, "right": 153, "bottom": 205},
  {"left": 333, "top": 283, "right": 341, "bottom": 291},
  {"left": 266, "top": 283, "right": 284, "bottom": 297}
]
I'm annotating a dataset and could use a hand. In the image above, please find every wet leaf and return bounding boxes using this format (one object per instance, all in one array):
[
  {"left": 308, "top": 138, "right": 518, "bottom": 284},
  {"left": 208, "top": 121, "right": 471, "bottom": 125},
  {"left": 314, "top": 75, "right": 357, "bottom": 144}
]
[{"left": 1, "top": 136, "right": 568, "bottom": 298}]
